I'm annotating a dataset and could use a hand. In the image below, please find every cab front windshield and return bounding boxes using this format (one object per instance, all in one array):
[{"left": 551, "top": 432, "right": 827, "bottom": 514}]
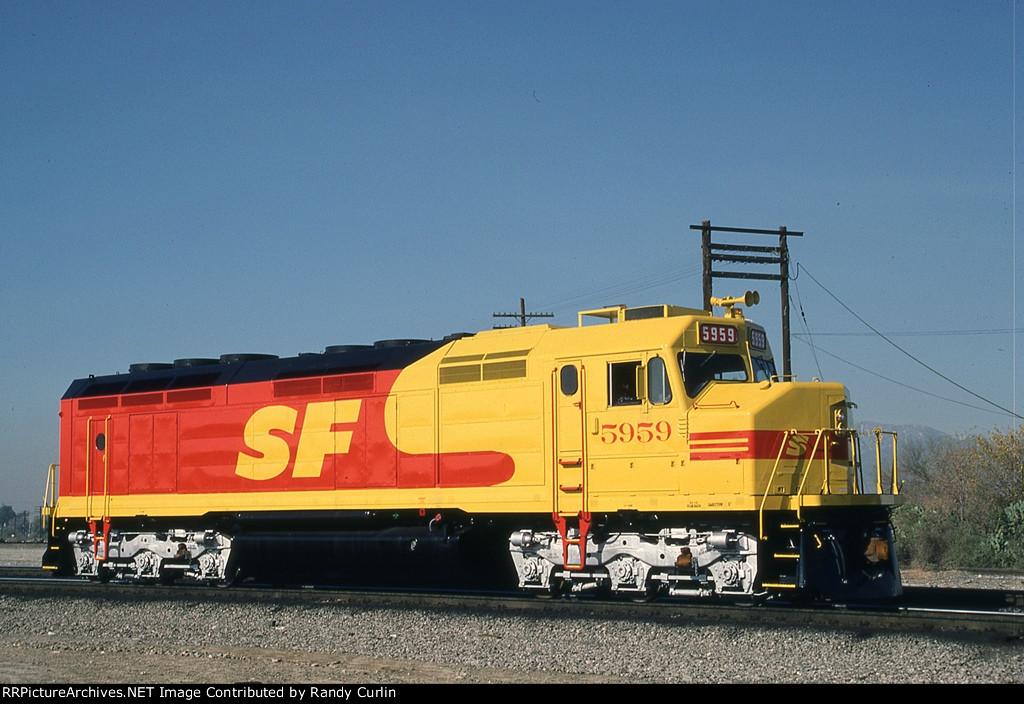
[
  {"left": 680, "top": 351, "right": 748, "bottom": 397},
  {"left": 752, "top": 356, "right": 777, "bottom": 382},
  {"left": 679, "top": 351, "right": 778, "bottom": 397}
]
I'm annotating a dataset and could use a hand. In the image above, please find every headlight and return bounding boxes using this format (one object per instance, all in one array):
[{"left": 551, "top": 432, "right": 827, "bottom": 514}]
[{"left": 834, "top": 407, "right": 847, "bottom": 428}]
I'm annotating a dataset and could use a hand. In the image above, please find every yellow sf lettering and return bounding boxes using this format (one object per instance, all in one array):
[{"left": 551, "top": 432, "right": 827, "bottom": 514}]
[
  {"left": 294, "top": 400, "right": 361, "bottom": 477},
  {"left": 235, "top": 405, "right": 298, "bottom": 481},
  {"left": 234, "top": 400, "right": 362, "bottom": 480}
]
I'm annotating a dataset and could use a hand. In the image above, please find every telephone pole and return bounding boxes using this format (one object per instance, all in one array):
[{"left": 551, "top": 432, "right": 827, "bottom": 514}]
[
  {"left": 493, "top": 298, "right": 554, "bottom": 328},
  {"left": 691, "top": 221, "right": 803, "bottom": 378}
]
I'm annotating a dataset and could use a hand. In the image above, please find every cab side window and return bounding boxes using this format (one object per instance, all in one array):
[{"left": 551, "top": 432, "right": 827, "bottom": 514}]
[
  {"left": 609, "top": 362, "right": 641, "bottom": 406},
  {"left": 560, "top": 364, "right": 579, "bottom": 395},
  {"left": 647, "top": 356, "right": 672, "bottom": 405}
]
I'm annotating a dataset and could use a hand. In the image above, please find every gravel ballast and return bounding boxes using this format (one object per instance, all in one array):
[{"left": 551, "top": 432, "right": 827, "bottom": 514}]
[
  {"left": 0, "top": 591, "right": 1021, "bottom": 684},
  {"left": 1, "top": 545, "right": 1021, "bottom": 684}
]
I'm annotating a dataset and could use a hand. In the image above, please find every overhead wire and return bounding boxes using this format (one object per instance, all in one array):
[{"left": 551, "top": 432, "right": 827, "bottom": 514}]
[
  {"left": 795, "top": 328, "right": 1024, "bottom": 338},
  {"left": 790, "top": 335, "right": 1007, "bottom": 417},
  {"left": 796, "top": 262, "right": 1023, "bottom": 421},
  {"left": 791, "top": 277, "right": 823, "bottom": 379},
  {"left": 469, "top": 258, "right": 703, "bottom": 331},
  {"left": 530, "top": 261, "right": 703, "bottom": 317}
]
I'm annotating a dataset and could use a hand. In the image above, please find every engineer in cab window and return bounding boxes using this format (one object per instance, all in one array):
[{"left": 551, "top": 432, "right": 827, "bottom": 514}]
[{"left": 610, "top": 362, "right": 640, "bottom": 405}]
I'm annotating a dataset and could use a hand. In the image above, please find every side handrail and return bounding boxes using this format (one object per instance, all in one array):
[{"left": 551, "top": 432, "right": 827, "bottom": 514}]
[
  {"left": 852, "top": 431, "right": 863, "bottom": 494},
  {"left": 795, "top": 430, "right": 827, "bottom": 506},
  {"left": 42, "top": 463, "right": 58, "bottom": 537},
  {"left": 873, "top": 428, "right": 900, "bottom": 495},
  {"left": 759, "top": 429, "right": 796, "bottom": 540},
  {"left": 760, "top": 427, "right": 899, "bottom": 537}
]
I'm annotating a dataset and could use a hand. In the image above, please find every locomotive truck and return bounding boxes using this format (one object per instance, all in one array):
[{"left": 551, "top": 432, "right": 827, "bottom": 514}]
[{"left": 42, "top": 293, "right": 902, "bottom": 600}]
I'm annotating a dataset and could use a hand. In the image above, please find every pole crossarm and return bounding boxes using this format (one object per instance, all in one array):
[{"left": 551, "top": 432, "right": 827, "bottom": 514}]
[
  {"left": 710, "top": 271, "right": 785, "bottom": 281},
  {"left": 709, "top": 243, "right": 782, "bottom": 254},
  {"left": 711, "top": 254, "right": 783, "bottom": 265},
  {"left": 690, "top": 224, "right": 803, "bottom": 237}
]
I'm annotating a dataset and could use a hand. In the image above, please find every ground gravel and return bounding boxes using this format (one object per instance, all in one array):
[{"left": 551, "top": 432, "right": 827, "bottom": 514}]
[
  {"left": 0, "top": 590, "right": 1021, "bottom": 684},
  {"left": 1, "top": 545, "right": 1021, "bottom": 684}
]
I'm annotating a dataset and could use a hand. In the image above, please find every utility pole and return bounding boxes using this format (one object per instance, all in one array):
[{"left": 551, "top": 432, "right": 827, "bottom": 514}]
[
  {"left": 691, "top": 221, "right": 803, "bottom": 378},
  {"left": 493, "top": 298, "right": 554, "bottom": 328}
]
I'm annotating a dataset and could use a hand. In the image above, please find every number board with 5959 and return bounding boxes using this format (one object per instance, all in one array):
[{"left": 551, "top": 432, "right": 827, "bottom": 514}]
[{"left": 699, "top": 323, "right": 738, "bottom": 345}]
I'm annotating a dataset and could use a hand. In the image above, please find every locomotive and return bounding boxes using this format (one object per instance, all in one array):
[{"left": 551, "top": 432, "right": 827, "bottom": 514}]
[{"left": 42, "top": 293, "right": 902, "bottom": 600}]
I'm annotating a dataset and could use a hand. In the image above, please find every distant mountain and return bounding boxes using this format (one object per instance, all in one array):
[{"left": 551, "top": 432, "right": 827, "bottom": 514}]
[
  {"left": 852, "top": 422, "right": 952, "bottom": 491},
  {"left": 855, "top": 422, "right": 951, "bottom": 447}
]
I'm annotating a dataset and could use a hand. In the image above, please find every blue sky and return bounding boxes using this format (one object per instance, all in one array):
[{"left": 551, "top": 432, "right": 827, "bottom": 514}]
[{"left": 1, "top": 1, "right": 1021, "bottom": 510}]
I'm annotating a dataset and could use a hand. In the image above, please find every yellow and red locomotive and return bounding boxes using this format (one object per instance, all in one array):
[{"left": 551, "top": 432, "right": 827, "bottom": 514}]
[{"left": 43, "top": 294, "right": 902, "bottom": 600}]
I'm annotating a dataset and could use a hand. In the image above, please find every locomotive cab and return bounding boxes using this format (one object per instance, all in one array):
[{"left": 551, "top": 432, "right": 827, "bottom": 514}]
[{"left": 512, "top": 296, "right": 902, "bottom": 601}]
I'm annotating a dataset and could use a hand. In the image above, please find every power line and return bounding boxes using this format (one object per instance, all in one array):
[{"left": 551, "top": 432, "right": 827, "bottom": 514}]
[
  {"left": 466, "top": 261, "right": 702, "bottom": 331},
  {"left": 794, "top": 328, "right": 1024, "bottom": 338},
  {"left": 791, "top": 279, "right": 823, "bottom": 379},
  {"left": 797, "top": 263, "right": 1023, "bottom": 420},
  {"left": 529, "top": 262, "right": 703, "bottom": 317},
  {"left": 791, "top": 336, "right": 1007, "bottom": 418}
]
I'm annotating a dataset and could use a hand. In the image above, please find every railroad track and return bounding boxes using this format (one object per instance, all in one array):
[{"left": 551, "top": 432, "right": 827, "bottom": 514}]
[{"left": 3, "top": 567, "right": 1022, "bottom": 641}]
